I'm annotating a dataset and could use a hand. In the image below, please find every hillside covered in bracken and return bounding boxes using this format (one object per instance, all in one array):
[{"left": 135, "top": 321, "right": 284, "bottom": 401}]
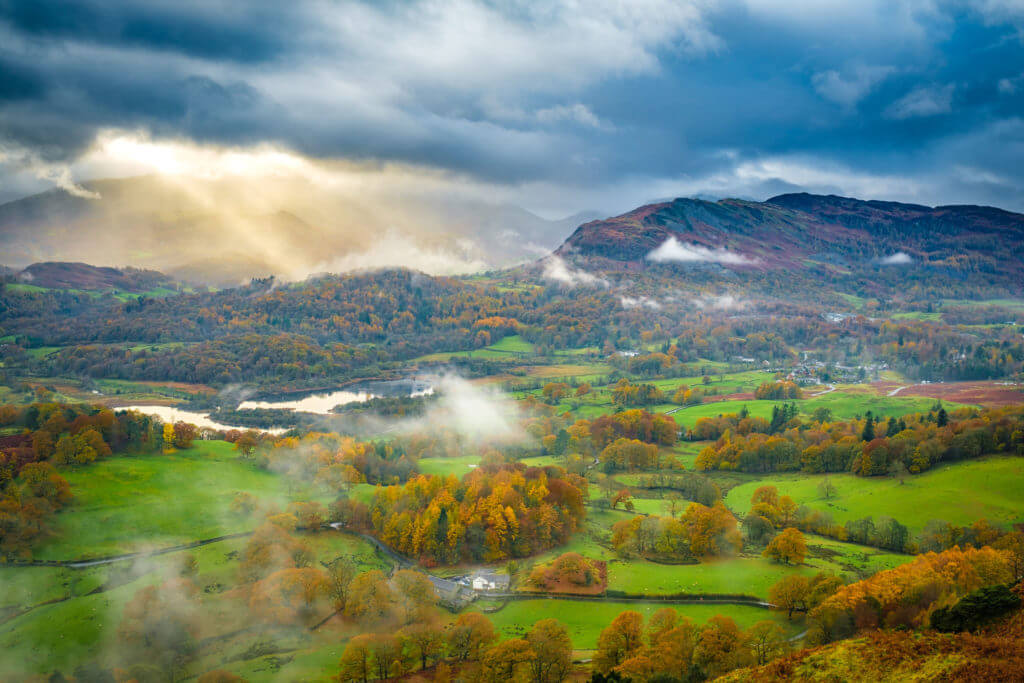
[
  {"left": 721, "top": 583, "right": 1024, "bottom": 682},
  {"left": 559, "top": 193, "right": 1024, "bottom": 289}
]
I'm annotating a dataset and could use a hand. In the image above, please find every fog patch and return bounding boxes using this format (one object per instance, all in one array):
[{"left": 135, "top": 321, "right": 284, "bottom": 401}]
[
  {"left": 386, "top": 374, "right": 527, "bottom": 445},
  {"left": 879, "top": 251, "right": 914, "bottom": 265},
  {"left": 647, "top": 236, "right": 755, "bottom": 265},
  {"left": 542, "top": 255, "right": 609, "bottom": 287},
  {"left": 620, "top": 295, "right": 661, "bottom": 310},
  {"left": 309, "top": 231, "right": 487, "bottom": 277},
  {"left": 691, "top": 294, "right": 745, "bottom": 310}
]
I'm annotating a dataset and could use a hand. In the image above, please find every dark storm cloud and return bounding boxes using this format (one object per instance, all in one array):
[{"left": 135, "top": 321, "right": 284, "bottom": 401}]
[
  {"left": 1, "top": 0, "right": 1023, "bottom": 210},
  {"left": 0, "top": 0, "right": 293, "bottom": 63}
]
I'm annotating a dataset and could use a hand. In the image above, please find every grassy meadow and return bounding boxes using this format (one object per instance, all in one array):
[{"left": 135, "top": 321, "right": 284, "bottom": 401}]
[
  {"left": 474, "top": 599, "right": 799, "bottom": 651},
  {"left": 38, "top": 440, "right": 333, "bottom": 560},
  {"left": 725, "top": 456, "right": 1024, "bottom": 533}
]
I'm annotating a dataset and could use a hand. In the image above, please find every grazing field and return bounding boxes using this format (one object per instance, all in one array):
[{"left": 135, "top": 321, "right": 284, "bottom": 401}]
[
  {"left": 805, "top": 536, "right": 911, "bottom": 577},
  {"left": 666, "top": 391, "right": 964, "bottom": 429},
  {"left": 598, "top": 541, "right": 906, "bottom": 599},
  {"left": 667, "top": 441, "right": 707, "bottom": 468},
  {"left": 606, "top": 555, "right": 818, "bottom": 599},
  {"left": 523, "top": 499, "right": 911, "bottom": 599},
  {"left": 518, "top": 454, "right": 566, "bottom": 468},
  {"left": 416, "top": 455, "right": 481, "bottom": 477},
  {"left": 872, "top": 380, "right": 1024, "bottom": 408},
  {"left": 725, "top": 456, "right": 1024, "bottom": 533},
  {"left": 646, "top": 370, "right": 774, "bottom": 394},
  {"left": 474, "top": 599, "right": 798, "bottom": 650},
  {"left": 38, "top": 441, "right": 331, "bottom": 560}
]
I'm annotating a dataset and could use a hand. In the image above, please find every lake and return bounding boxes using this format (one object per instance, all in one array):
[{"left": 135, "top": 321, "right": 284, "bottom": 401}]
[
  {"left": 237, "top": 379, "right": 434, "bottom": 415},
  {"left": 115, "top": 405, "right": 289, "bottom": 435}
]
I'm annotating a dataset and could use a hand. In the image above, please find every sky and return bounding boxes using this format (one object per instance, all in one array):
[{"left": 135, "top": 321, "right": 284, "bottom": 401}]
[{"left": 1, "top": 0, "right": 1023, "bottom": 216}]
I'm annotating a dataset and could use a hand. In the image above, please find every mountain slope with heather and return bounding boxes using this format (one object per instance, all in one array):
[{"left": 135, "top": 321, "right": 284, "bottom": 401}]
[{"left": 558, "top": 193, "right": 1024, "bottom": 283}]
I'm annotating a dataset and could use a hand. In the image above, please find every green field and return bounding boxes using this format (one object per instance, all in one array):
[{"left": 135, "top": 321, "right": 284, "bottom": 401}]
[
  {"left": 474, "top": 599, "right": 799, "bottom": 650},
  {"left": 726, "top": 456, "right": 1024, "bottom": 533},
  {"left": 417, "top": 455, "right": 481, "bottom": 477},
  {"left": 486, "top": 334, "right": 534, "bottom": 353},
  {"left": 607, "top": 555, "right": 820, "bottom": 598},
  {"left": 413, "top": 334, "right": 536, "bottom": 362},
  {"left": 666, "top": 392, "right": 963, "bottom": 430},
  {"left": 39, "top": 441, "right": 332, "bottom": 560},
  {"left": 667, "top": 441, "right": 706, "bottom": 468},
  {"left": 523, "top": 497, "right": 910, "bottom": 600},
  {"left": 347, "top": 482, "right": 379, "bottom": 504}
]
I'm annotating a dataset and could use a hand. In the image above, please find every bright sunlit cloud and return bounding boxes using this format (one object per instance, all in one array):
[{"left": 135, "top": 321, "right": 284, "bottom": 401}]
[{"left": 647, "top": 237, "right": 756, "bottom": 265}]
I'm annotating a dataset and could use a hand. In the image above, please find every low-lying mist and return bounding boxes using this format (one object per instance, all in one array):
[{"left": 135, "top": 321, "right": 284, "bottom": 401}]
[{"left": 0, "top": 144, "right": 585, "bottom": 285}]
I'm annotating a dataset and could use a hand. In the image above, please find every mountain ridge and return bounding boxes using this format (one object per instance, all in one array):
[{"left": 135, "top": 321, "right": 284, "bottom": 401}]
[{"left": 557, "top": 192, "right": 1024, "bottom": 279}]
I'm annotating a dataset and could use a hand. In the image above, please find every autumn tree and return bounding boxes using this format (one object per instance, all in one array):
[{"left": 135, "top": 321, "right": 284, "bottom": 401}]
[
  {"left": 173, "top": 421, "right": 197, "bottom": 449},
  {"left": 118, "top": 578, "right": 201, "bottom": 676},
  {"left": 338, "top": 634, "right": 374, "bottom": 683},
  {"left": 649, "top": 620, "right": 697, "bottom": 679},
  {"left": 326, "top": 557, "right": 358, "bottom": 612},
  {"left": 231, "top": 491, "right": 258, "bottom": 518},
  {"left": 694, "top": 615, "right": 751, "bottom": 679},
  {"left": 611, "top": 489, "right": 634, "bottom": 510},
  {"left": 763, "top": 527, "right": 807, "bottom": 565},
  {"left": 594, "top": 610, "right": 644, "bottom": 673},
  {"left": 770, "top": 574, "right": 814, "bottom": 619},
  {"left": 234, "top": 432, "right": 259, "bottom": 458},
  {"left": 600, "top": 438, "right": 659, "bottom": 472},
  {"left": 746, "top": 620, "right": 787, "bottom": 665},
  {"left": 526, "top": 619, "right": 573, "bottom": 683},
  {"left": 680, "top": 502, "right": 743, "bottom": 557},
  {"left": 480, "top": 638, "right": 534, "bottom": 683},
  {"left": 368, "top": 633, "right": 404, "bottom": 681},
  {"left": 812, "top": 545, "right": 1014, "bottom": 632},
  {"left": 239, "top": 521, "right": 313, "bottom": 582},
  {"left": 542, "top": 383, "right": 570, "bottom": 403},
  {"left": 162, "top": 422, "right": 176, "bottom": 453},
  {"left": 400, "top": 621, "right": 446, "bottom": 671},
  {"left": 287, "top": 501, "right": 327, "bottom": 530},
  {"left": 446, "top": 612, "right": 497, "bottom": 662},
  {"left": 249, "top": 567, "right": 329, "bottom": 624},
  {"left": 993, "top": 531, "right": 1024, "bottom": 580},
  {"left": 344, "top": 570, "right": 393, "bottom": 621},
  {"left": 615, "top": 652, "right": 657, "bottom": 681},
  {"left": 392, "top": 569, "right": 437, "bottom": 623}
]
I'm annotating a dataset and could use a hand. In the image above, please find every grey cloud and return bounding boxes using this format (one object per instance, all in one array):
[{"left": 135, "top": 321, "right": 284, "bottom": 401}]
[
  {"left": 0, "top": 0, "right": 1023, "bottom": 213},
  {"left": 813, "top": 65, "right": 896, "bottom": 107},
  {"left": 885, "top": 84, "right": 956, "bottom": 119}
]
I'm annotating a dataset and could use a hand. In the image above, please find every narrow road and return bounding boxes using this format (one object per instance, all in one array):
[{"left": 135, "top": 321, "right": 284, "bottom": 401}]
[
  {"left": 888, "top": 385, "right": 908, "bottom": 396},
  {"left": 809, "top": 383, "right": 836, "bottom": 397},
  {"left": 3, "top": 531, "right": 256, "bottom": 568}
]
